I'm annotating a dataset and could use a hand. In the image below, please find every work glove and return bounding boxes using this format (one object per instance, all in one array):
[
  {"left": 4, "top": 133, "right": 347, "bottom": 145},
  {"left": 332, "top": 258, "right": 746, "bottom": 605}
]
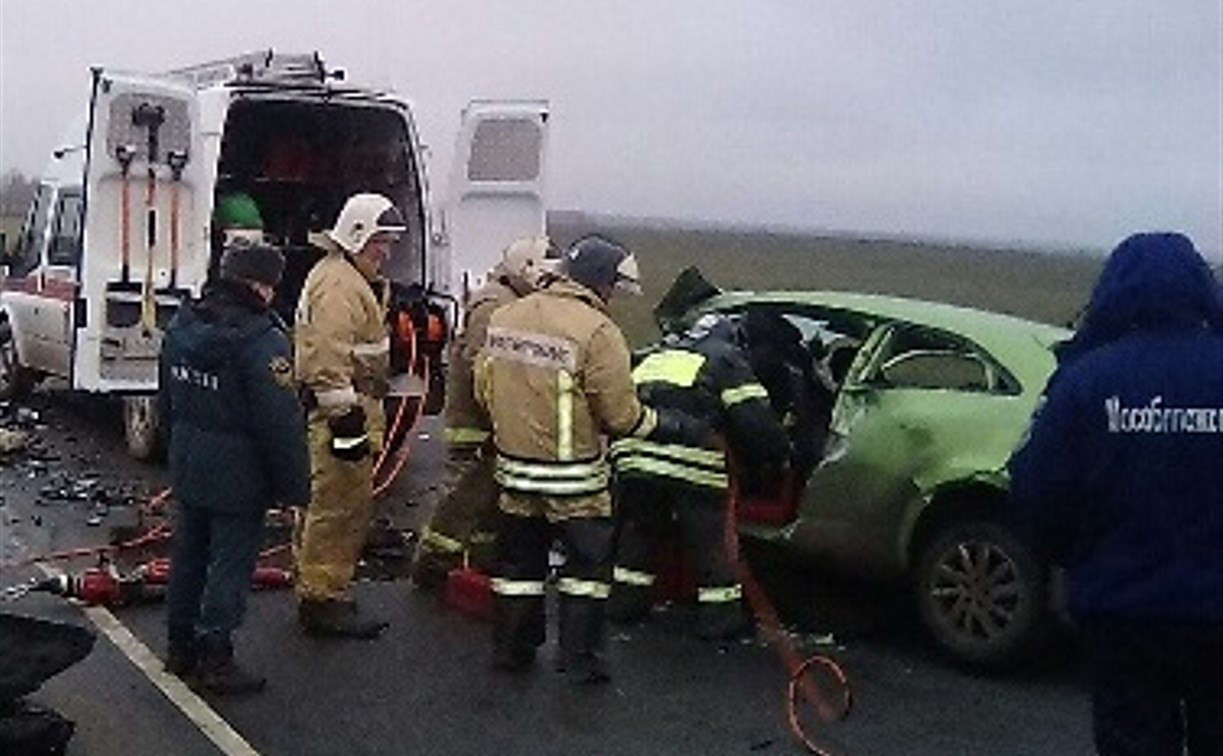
[{"left": 328, "top": 405, "right": 370, "bottom": 462}]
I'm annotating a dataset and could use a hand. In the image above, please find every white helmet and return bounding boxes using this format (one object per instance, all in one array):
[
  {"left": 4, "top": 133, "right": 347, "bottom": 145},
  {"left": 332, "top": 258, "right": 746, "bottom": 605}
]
[
  {"left": 325, "top": 193, "right": 406, "bottom": 254},
  {"left": 500, "top": 235, "right": 560, "bottom": 285}
]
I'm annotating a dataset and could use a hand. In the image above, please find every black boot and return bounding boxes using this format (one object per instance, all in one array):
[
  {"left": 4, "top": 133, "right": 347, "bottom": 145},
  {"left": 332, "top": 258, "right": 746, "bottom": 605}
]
[
  {"left": 606, "top": 583, "right": 654, "bottom": 625},
  {"left": 491, "top": 595, "right": 545, "bottom": 672},
  {"left": 165, "top": 626, "right": 198, "bottom": 678},
  {"left": 410, "top": 548, "right": 461, "bottom": 592},
  {"left": 298, "top": 599, "right": 388, "bottom": 640},
  {"left": 695, "top": 598, "right": 753, "bottom": 642},
  {"left": 558, "top": 596, "right": 610, "bottom": 685},
  {"left": 194, "top": 636, "right": 266, "bottom": 695}
]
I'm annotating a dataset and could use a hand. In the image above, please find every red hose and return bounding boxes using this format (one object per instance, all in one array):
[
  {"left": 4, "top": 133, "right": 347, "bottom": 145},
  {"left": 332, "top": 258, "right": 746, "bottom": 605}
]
[
  {"left": 373, "top": 357, "right": 428, "bottom": 498},
  {"left": 725, "top": 478, "right": 853, "bottom": 754}
]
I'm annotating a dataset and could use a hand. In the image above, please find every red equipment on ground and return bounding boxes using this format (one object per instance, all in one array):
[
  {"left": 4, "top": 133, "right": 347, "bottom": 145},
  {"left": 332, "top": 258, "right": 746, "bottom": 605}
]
[
  {"left": 28, "top": 560, "right": 292, "bottom": 608},
  {"left": 442, "top": 565, "right": 494, "bottom": 621}
]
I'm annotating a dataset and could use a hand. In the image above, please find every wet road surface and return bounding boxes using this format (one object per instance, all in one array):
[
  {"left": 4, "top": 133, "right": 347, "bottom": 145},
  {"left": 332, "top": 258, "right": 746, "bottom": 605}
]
[{"left": 1, "top": 391, "right": 1094, "bottom": 755}]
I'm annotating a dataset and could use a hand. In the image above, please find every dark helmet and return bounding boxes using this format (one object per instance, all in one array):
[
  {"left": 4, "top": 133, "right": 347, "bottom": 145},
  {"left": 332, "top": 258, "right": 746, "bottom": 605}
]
[
  {"left": 220, "top": 236, "right": 285, "bottom": 288},
  {"left": 742, "top": 305, "right": 802, "bottom": 349},
  {"left": 560, "top": 235, "right": 642, "bottom": 298}
]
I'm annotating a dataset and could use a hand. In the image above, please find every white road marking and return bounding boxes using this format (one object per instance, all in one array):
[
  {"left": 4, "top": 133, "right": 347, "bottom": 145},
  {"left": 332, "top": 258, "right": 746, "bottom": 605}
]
[{"left": 35, "top": 565, "right": 261, "bottom": 756}]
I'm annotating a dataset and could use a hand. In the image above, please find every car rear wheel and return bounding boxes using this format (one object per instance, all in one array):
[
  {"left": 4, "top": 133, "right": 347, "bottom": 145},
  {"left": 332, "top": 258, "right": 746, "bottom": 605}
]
[
  {"left": 0, "top": 320, "right": 36, "bottom": 401},
  {"left": 914, "top": 520, "right": 1047, "bottom": 669},
  {"left": 123, "top": 395, "right": 165, "bottom": 462}
]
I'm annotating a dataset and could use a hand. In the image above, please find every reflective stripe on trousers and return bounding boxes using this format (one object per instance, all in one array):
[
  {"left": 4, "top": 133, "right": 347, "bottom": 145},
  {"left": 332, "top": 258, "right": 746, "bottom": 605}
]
[
  {"left": 295, "top": 412, "right": 376, "bottom": 601},
  {"left": 612, "top": 566, "right": 656, "bottom": 587},
  {"left": 557, "top": 576, "right": 611, "bottom": 599},
  {"left": 697, "top": 584, "right": 743, "bottom": 604},
  {"left": 420, "top": 527, "right": 464, "bottom": 554},
  {"left": 492, "top": 578, "right": 547, "bottom": 597}
]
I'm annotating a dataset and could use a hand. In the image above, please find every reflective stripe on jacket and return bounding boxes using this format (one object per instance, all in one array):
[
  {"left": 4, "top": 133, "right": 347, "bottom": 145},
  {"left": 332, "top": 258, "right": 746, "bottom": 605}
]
[
  {"left": 611, "top": 337, "right": 787, "bottom": 489},
  {"left": 475, "top": 277, "right": 656, "bottom": 498},
  {"left": 443, "top": 267, "right": 530, "bottom": 447}
]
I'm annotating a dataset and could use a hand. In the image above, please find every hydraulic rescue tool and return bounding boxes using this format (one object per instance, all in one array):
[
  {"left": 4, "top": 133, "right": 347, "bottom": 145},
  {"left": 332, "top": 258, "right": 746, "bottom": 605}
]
[{"left": 3, "top": 559, "right": 293, "bottom": 608}]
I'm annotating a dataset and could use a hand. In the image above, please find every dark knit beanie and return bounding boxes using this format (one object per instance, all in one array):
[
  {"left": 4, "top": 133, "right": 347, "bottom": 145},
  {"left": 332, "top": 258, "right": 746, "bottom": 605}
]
[{"left": 220, "top": 238, "right": 285, "bottom": 287}]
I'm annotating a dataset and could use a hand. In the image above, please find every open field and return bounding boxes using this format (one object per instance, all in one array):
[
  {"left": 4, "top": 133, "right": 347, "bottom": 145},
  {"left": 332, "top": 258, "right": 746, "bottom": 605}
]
[{"left": 550, "top": 212, "right": 1105, "bottom": 346}]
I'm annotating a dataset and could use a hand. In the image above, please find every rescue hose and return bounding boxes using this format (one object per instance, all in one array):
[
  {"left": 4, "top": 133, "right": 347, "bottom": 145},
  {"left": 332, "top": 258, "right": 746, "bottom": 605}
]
[
  {"left": 373, "top": 357, "right": 429, "bottom": 498},
  {"left": 371, "top": 315, "right": 418, "bottom": 482},
  {"left": 1, "top": 321, "right": 429, "bottom": 579},
  {"left": 725, "top": 478, "right": 853, "bottom": 755}
]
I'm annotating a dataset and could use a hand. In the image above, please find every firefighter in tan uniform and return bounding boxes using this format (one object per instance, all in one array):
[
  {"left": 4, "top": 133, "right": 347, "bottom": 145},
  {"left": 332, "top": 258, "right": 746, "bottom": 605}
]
[
  {"left": 411, "top": 236, "right": 560, "bottom": 589},
  {"left": 293, "top": 193, "right": 403, "bottom": 639},
  {"left": 475, "top": 235, "right": 698, "bottom": 683}
]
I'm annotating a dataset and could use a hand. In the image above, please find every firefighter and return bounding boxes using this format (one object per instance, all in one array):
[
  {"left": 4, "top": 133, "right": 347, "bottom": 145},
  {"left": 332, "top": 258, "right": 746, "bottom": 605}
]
[
  {"left": 411, "top": 235, "right": 560, "bottom": 589},
  {"left": 475, "top": 234, "right": 692, "bottom": 683},
  {"left": 292, "top": 192, "right": 403, "bottom": 639},
  {"left": 740, "top": 306, "right": 834, "bottom": 487},
  {"left": 607, "top": 313, "right": 790, "bottom": 639},
  {"left": 160, "top": 237, "right": 310, "bottom": 694}
]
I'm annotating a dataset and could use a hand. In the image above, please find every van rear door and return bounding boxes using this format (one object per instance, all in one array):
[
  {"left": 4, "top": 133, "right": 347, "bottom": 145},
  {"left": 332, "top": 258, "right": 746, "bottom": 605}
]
[
  {"left": 439, "top": 100, "right": 549, "bottom": 301},
  {"left": 75, "top": 70, "right": 199, "bottom": 391}
]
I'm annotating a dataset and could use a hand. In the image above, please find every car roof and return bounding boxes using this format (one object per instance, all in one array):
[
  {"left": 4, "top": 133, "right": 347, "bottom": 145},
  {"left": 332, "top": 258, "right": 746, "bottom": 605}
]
[{"left": 700, "top": 290, "right": 1072, "bottom": 388}]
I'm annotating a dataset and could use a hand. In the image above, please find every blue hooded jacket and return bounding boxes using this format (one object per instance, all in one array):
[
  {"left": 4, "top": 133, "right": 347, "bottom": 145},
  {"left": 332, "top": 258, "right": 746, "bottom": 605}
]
[
  {"left": 159, "top": 281, "right": 311, "bottom": 514},
  {"left": 1008, "top": 232, "right": 1223, "bottom": 623}
]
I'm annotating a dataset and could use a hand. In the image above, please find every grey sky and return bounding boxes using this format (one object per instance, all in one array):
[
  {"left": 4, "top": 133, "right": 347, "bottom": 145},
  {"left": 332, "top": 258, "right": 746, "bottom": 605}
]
[{"left": 2, "top": 0, "right": 1220, "bottom": 257}]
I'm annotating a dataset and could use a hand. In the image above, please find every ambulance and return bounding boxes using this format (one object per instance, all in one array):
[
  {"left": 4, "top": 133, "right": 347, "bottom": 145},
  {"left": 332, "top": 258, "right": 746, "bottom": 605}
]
[{"left": 0, "top": 51, "right": 548, "bottom": 458}]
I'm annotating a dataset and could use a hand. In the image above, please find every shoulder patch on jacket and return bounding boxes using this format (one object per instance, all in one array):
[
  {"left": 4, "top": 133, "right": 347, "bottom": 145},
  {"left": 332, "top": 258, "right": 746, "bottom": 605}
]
[{"left": 268, "top": 355, "right": 294, "bottom": 389}]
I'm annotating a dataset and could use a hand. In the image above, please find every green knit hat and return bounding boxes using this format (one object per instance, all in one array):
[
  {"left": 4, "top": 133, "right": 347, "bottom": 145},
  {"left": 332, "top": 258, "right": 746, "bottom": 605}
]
[{"left": 214, "top": 192, "right": 263, "bottom": 231}]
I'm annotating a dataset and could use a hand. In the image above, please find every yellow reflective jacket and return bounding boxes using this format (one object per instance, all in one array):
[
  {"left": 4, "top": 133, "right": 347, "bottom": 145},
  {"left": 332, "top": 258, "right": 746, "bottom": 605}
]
[
  {"left": 294, "top": 251, "right": 390, "bottom": 433},
  {"left": 475, "top": 277, "right": 656, "bottom": 498},
  {"left": 442, "top": 265, "right": 534, "bottom": 447}
]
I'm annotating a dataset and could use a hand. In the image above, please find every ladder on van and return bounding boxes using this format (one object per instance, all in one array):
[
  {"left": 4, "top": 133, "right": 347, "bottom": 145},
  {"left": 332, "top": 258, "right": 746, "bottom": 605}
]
[{"left": 164, "top": 50, "right": 335, "bottom": 90}]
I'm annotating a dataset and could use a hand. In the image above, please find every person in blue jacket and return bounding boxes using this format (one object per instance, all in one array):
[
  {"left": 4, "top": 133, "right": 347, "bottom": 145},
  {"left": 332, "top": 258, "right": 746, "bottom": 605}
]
[
  {"left": 1008, "top": 231, "right": 1222, "bottom": 756},
  {"left": 159, "top": 237, "right": 311, "bottom": 695}
]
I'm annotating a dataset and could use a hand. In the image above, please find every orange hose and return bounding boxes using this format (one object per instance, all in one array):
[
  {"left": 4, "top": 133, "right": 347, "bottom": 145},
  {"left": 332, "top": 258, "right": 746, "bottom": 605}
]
[
  {"left": 725, "top": 477, "right": 852, "bottom": 754},
  {"left": 373, "top": 357, "right": 428, "bottom": 498},
  {"left": 2, "top": 314, "right": 429, "bottom": 574},
  {"left": 372, "top": 311, "right": 418, "bottom": 481}
]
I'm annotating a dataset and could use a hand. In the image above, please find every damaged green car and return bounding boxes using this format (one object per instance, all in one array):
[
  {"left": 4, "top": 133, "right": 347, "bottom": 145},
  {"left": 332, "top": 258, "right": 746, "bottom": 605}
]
[{"left": 662, "top": 273, "right": 1069, "bottom": 668}]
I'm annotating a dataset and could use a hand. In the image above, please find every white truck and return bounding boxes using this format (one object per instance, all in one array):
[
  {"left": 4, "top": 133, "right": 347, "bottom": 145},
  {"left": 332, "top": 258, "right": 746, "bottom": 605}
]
[{"left": 0, "top": 50, "right": 549, "bottom": 458}]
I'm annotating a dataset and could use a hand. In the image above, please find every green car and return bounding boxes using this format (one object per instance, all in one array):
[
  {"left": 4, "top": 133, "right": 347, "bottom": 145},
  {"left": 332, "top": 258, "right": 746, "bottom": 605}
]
[{"left": 669, "top": 281, "right": 1069, "bottom": 668}]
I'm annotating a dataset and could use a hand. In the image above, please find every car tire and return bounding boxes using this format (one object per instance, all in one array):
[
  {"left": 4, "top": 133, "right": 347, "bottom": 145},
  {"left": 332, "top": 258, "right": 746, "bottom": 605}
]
[
  {"left": 123, "top": 394, "right": 166, "bottom": 462},
  {"left": 914, "top": 519, "right": 1048, "bottom": 669},
  {"left": 0, "top": 320, "right": 36, "bottom": 401}
]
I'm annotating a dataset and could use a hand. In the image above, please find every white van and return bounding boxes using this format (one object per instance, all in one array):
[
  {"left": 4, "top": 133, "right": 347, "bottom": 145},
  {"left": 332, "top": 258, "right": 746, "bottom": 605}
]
[{"left": 0, "top": 51, "right": 548, "bottom": 458}]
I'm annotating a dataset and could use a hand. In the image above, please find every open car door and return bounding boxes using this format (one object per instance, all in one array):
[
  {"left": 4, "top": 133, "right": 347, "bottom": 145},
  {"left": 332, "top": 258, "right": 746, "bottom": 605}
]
[
  {"left": 74, "top": 69, "right": 198, "bottom": 392},
  {"left": 438, "top": 100, "right": 549, "bottom": 303}
]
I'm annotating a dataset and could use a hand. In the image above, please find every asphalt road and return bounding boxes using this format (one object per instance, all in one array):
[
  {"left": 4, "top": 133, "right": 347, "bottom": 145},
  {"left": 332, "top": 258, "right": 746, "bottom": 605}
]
[{"left": 0, "top": 390, "right": 1096, "bottom": 755}]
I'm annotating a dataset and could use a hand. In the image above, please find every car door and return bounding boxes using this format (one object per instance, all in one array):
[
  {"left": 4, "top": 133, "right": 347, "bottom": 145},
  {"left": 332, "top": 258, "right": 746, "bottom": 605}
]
[
  {"left": 795, "top": 322, "right": 1013, "bottom": 574},
  {"left": 74, "top": 69, "right": 198, "bottom": 391},
  {"left": 436, "top": 100, "right": 549, "bottom": 303},
  {"left": 35, "top": 188, "right": 85, "bottom": 372}
]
